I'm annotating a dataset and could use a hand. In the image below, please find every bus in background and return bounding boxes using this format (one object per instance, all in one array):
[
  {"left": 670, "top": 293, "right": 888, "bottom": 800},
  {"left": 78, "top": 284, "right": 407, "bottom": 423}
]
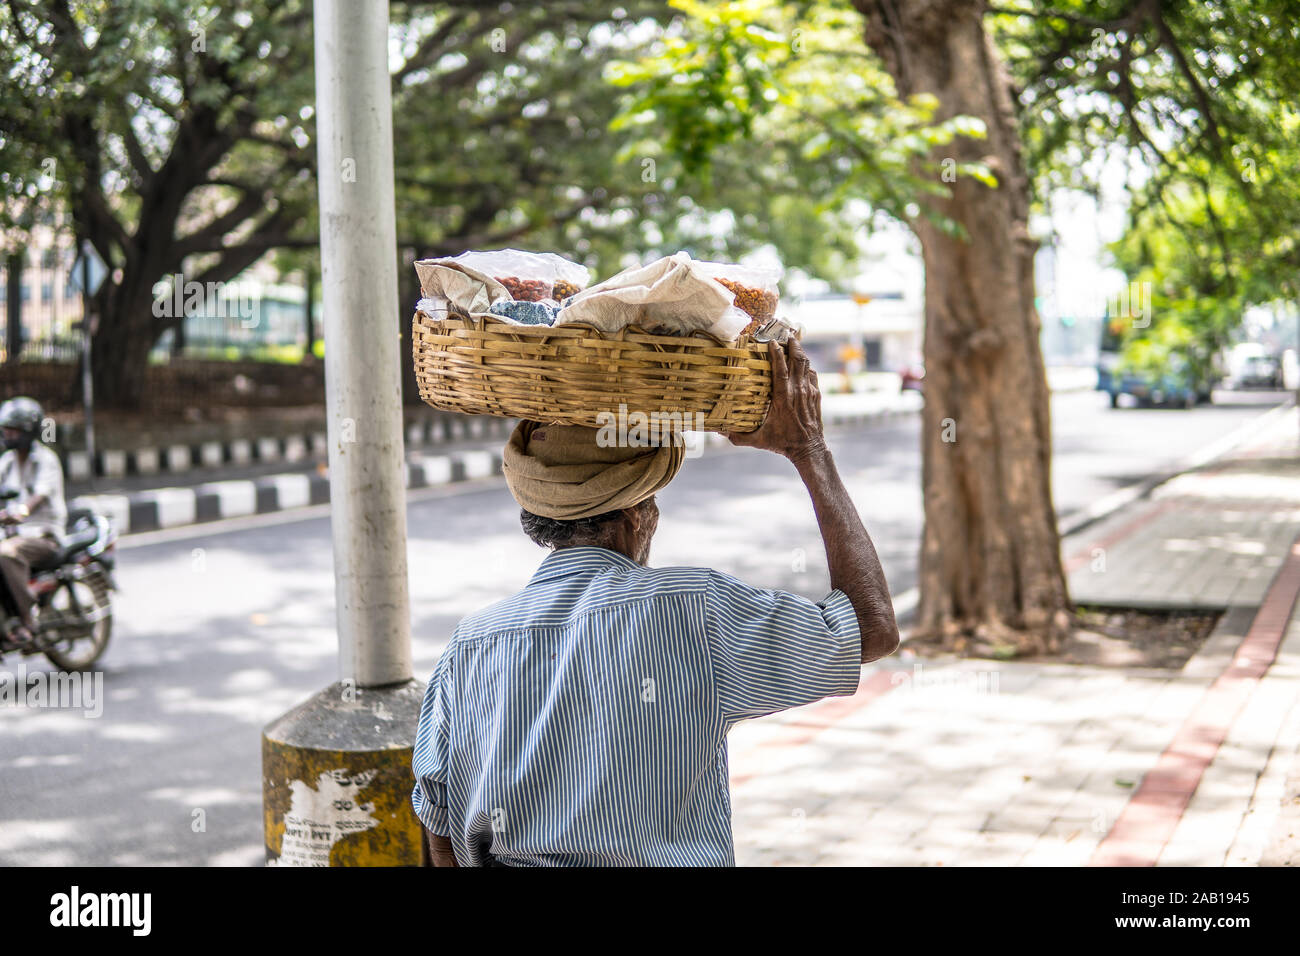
[{"left": 1096, "top": 316, "right": 1216, "bottom": 409}]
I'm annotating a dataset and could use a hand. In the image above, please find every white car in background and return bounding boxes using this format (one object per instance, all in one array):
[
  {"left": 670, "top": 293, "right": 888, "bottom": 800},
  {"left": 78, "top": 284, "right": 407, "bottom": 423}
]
[{"left": 1235, "top": 354, "right": 1284, "bottom": 389}]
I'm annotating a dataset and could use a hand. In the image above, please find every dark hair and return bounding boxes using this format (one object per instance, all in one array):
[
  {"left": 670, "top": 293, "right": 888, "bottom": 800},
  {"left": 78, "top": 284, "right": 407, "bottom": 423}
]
[{"left": 520, "top": 507, "right": 625, "bottom": 549}]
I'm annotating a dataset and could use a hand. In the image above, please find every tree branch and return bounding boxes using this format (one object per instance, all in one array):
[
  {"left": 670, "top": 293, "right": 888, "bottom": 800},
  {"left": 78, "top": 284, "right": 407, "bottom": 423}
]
[
  {"left": 1151, "top": 9, "right": 1225, "bottom": 158},
  {"left": 122, "top": 123, "right": 155, "bottom": 186},
  {"left": 175, "top": 188, "right": 274, "bottom": 258}
]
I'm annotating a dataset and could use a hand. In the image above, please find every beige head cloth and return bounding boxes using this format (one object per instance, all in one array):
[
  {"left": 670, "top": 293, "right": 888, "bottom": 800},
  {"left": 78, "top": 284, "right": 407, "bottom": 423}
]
[{"left": 502, "top": 421, "right": 685, "bottom": 520}]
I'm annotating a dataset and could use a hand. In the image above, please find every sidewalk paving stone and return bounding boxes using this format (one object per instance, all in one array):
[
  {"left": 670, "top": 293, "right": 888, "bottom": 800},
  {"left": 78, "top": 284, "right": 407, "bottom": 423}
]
[
  {"left": 1067, "top": 410, "right": 1300, "bottom": 611},
  {"left": 1163, "top": 615, "right": 1300, "bottom": 866},
  {"left": 730, "top": 407, "right": 1300, "bottom": 866}
]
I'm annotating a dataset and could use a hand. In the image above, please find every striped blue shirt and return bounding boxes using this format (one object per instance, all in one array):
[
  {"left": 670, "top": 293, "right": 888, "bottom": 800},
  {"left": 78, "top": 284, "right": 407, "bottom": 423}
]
[{"left": 411, "top": 546, "right": 861, "bottom": 866}]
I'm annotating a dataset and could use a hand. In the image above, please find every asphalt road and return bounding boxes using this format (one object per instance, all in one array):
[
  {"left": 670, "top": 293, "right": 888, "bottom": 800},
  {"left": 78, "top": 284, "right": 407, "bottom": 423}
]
[{"left": 0, "top": 387, "right": 1289, "bottom": 865}]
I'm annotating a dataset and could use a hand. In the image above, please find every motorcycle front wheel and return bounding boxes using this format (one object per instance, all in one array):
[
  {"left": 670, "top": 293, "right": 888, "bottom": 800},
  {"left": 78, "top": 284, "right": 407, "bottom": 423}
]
[{"left": 39, "top": 570, "right": 113, "bottom": 672}]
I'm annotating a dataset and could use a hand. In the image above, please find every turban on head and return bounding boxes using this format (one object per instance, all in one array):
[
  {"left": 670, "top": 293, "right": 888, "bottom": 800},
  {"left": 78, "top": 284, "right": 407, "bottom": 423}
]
[{"left": 502, "top": 421, "right": 685, "bottom": 521}]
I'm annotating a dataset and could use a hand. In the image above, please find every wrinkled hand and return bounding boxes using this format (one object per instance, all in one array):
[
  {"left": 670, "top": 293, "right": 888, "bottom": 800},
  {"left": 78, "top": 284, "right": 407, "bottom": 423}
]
[{"left": 727, "top": 337, "right": 826, "bottom": 463}]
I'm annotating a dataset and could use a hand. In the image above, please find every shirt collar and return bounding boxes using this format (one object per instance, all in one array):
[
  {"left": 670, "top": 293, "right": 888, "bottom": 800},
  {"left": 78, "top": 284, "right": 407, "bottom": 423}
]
[{"left": 528, "top": 546, "right": 643, "bottom": 585}]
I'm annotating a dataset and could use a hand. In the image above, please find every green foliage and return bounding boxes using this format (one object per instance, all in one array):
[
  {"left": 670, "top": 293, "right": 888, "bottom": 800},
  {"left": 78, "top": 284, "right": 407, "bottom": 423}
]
[
  {"left": 388, "top": 3, "right": 675, "bottom": 278},
  {"left": 607, "top": 0, "right": 994, "bottom": 282},
  {"left": 1108, "top": 163, "right": 1291, "bottom": 381},
  {"left": 0, "top": 0, "right": 318, "bottom": 255},
  {"left": 991, "top": 0, "right": 1300, "bottom": 370},
  {"left": 0, "top": 0, "right": 679, "bottom": 368},
  {"left": 607, "top": 0, "right": 792, "bottom": 180}
]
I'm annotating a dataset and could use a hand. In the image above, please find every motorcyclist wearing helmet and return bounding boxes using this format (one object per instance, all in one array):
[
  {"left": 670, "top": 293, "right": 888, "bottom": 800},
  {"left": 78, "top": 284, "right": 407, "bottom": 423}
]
[{"left": 0, "top": 396, "right": 66, "bottom": 646}]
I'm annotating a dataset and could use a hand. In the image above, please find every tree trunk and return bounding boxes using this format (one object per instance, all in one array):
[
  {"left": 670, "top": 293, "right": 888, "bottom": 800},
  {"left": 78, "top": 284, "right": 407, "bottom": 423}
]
[
  {"left": 5, "top": 252, "right": 23, "bottom": 365},
  {"left": 854, "top": 0, "right": 1069, "bottom": 652},
  {"left": 89, "top": 279, "right": 158, "bottom": 410}
]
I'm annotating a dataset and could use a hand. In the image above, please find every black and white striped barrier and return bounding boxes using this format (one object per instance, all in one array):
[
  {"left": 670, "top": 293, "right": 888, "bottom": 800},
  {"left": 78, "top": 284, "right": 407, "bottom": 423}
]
[
  {"left": 60, "top": 416, "right": 516, "bottom": 482},
  {"left": 66, "top": 404, "right": 917, "bottom": 535},
  {"left": 59, "top": 398, "right": 914, "bottom": 484},
  {"left": 71, "top": 449, "right": 507, "bottom": 536}
]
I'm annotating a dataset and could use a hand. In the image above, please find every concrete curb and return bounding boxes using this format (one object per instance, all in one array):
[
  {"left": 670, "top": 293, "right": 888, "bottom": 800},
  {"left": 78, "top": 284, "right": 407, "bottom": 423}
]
[
  {"left": 57, "top": 415, "right": 516, "bottom": 482},
  {"left": 1056, "top": 396, "right": 1297, "bottom": 540},
  {"left": 70, "top": 401, "right": 921, "bottom": 537},
  {"left": 890, "top": 398, "right": 1297, "bottom": 628},
  {"left": 72, "top": 449, "right": 507, "bottom": 535},
  {"left": 1088, "top": 533, "right": 1300, "bottom": 866}
]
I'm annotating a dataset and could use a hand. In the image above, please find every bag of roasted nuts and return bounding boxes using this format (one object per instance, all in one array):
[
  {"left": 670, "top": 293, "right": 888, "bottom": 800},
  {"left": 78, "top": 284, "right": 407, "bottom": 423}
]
[
  {"left": 414, "top": 249, "right": 590, "bottom": 316},
  {"left": 689, "top": 260, "right": 781, "bottom": 335}
]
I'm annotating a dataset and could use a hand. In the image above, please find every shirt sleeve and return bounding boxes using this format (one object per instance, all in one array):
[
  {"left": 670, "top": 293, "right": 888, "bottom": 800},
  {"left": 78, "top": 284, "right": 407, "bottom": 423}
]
[
  {"left": 703, "top": 570, "right": 861, "bottom": 724},
  {"left": 411, "top": 650, "right": 453, "bottom": 837},
  {"left": 31, "top": 449, "right": 63, "bottom": 501}
]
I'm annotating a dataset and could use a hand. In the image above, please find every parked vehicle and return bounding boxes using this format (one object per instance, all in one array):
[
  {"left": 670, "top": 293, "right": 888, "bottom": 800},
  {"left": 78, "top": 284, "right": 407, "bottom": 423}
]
[
  {"left": 1098, "top": 364, "right": 1210, "bottom": 408},
  {"left": 1235, "top": 354, "right": 1284, "bottom": 389},
  {"left": 0, "top": 493, "right": 117, "bottom": 671},
  {"left": 1096, "top": 320, "right": 1215, "bottom": 408}
]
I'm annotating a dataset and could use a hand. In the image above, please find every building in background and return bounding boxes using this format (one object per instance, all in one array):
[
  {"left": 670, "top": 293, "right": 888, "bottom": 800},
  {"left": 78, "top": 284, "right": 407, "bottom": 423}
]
[
  {"left": 1, "top": 221, "right": 86, "bottom": 363},
  {"left": 2, "top": 226, "right": 319, "bottom": 366},
  {"left": 153, "top": 275, "right": 319, "bottom": 363},
  {"left": 784, "top": 205, "right": 1117, "bottom": 393},
  {"left": 781, "top": 221, "right": 924, "bottom": 389},
  {"left": 787, "top": 291, "right": 921, "bottom": 383}
]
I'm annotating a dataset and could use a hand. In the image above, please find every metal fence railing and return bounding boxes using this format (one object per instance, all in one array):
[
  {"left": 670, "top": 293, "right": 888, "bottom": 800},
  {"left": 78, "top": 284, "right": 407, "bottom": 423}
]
[{"left": 2, "top": 298, "right": 319, "bottom": 367}]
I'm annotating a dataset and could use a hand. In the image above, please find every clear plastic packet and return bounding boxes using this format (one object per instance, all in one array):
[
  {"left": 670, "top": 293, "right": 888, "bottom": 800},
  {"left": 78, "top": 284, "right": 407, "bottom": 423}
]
[
  {"left": 415, "top": 294, "right": 560, "bottom": 328},
  {"left": 689, "top": 260, "right": 782, "bottom": 326},
  {"left": 415, "top": 296, "right": 456, "bottom": 318},
  {"left": 489, "top": 300, "right": 559, "bottom": 326},
  {"left": 750, "top": 315, "right": 801, "bottom": 343},
  {"left": 446, "top": 249, "right": 589, "bottom": 303},
  {"left": 414, "top": 250, "right": 589, "bottom": 316}
]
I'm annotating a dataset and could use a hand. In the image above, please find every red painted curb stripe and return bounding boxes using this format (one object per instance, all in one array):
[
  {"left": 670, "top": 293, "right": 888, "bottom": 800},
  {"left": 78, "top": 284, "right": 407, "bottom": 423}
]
[
  {"left": 1064, "top": 500, "right": 1175, "bottom": 574},
  {"left": 1088, "top": 536, "right": 1300, "bottom": 867}
]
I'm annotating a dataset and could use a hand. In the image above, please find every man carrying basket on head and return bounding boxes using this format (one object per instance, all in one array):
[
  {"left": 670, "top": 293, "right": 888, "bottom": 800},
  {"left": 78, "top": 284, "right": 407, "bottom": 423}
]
[{"left": 412, "top": 338, "right": 899, "bottom": 867}]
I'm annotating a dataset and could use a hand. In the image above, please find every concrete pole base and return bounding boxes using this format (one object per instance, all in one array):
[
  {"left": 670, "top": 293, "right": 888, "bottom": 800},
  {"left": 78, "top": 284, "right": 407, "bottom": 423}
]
[{"left": 262, "top": 679, "right": 425, "bottom": 866}]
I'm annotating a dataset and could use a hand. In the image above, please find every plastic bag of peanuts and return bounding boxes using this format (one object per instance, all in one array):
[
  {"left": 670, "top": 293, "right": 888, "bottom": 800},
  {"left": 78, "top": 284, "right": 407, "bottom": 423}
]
[
  {"left": 689, "top": 260, "right": 781, "bottom": 336},
  {"left": 414, "top": 249, "right": 590, "bottom": 321}
]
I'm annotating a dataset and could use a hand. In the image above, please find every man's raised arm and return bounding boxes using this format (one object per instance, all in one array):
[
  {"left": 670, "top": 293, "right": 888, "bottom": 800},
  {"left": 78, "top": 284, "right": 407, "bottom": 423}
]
[{"left": 729, "top": 338, "right": 900, "bottom": 663}]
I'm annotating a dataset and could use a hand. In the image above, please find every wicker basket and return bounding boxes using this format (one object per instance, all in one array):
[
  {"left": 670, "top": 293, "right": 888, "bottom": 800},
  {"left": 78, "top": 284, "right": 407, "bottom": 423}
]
[{"left": 412, "top": 308, "right": 772, "bottom": 432}]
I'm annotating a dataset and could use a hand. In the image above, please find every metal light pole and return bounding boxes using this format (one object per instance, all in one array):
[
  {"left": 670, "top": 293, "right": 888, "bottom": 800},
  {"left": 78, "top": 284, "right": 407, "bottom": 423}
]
[
  {"left": 262, "top": 0, "right": 423, "bottom": 866},
  {"left": 80, "top": 251, "right": 95, "bottom": 486},
  {"left": 313, "top": 0, "right": 411, "bottom": 687}
]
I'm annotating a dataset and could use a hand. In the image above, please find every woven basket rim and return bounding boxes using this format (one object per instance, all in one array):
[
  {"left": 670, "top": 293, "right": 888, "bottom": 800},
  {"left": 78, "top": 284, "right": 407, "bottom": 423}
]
[
  {"left": 411, "top": 305, "right": 773, "bottom": 433},
  {"left": 413, "top": 307, "right": 765, "bottom": 350}
]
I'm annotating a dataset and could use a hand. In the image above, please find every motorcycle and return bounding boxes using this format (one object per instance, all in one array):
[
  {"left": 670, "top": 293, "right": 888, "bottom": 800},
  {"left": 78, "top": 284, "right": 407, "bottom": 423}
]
[{"left": 0, "top": 490, "right": 117, "bottom": 671}]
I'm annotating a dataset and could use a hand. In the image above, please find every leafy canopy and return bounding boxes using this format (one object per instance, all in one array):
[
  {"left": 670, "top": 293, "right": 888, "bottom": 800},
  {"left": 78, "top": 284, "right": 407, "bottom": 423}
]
[
  {"left": 992, "top": 0, "right": 1300, "bottom": 367},
  {"left": 606, "top": 0, "right": 993, "bottom": 283}
]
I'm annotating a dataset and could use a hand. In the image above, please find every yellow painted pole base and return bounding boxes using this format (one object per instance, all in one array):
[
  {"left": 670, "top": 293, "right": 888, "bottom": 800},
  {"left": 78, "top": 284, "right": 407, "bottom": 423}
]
[{"left": 262, "top": 679, "right": 425, "bottom": 866}]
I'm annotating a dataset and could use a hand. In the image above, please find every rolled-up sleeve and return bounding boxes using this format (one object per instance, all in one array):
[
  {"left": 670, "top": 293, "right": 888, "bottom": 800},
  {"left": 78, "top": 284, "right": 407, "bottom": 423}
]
[
  {"left": 411, "top": 651, "right": 453, "bottom": 837},
  {"left": 703, "top": 570, "right": 861, "bottom": 724}
]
